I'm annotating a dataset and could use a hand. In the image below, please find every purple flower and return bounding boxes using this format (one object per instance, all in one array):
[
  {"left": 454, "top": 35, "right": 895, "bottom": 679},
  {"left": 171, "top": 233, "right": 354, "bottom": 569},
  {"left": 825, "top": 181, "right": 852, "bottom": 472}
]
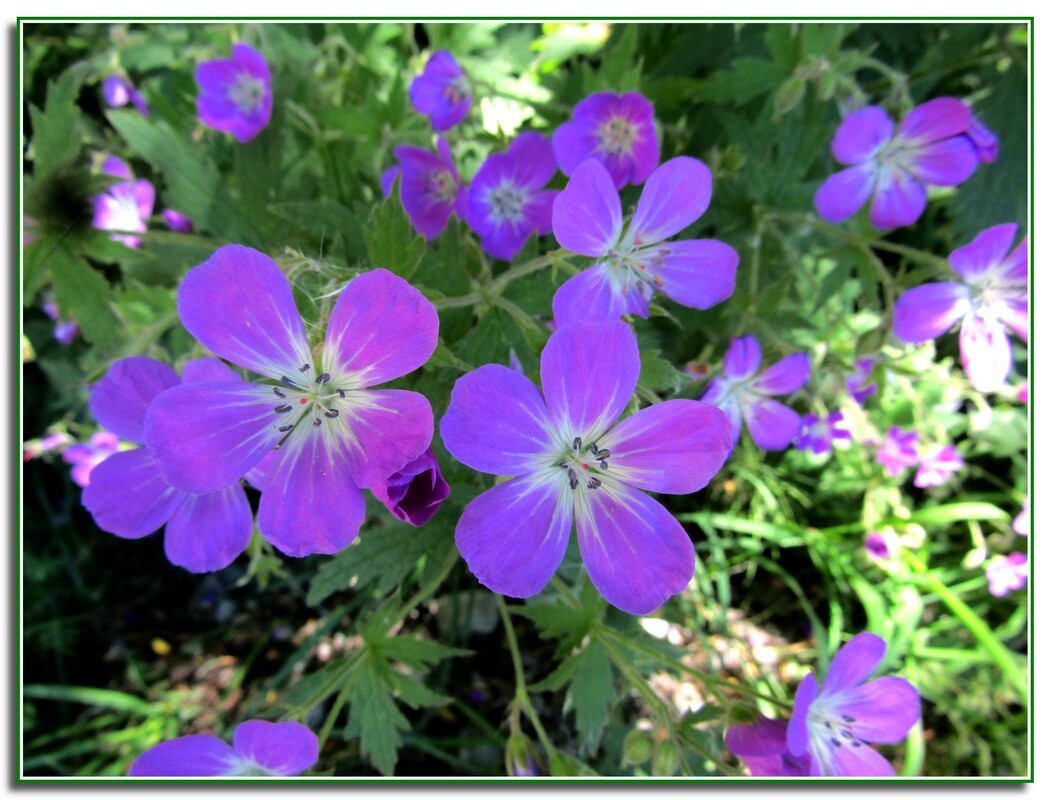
[
  {"left": 82, "top": 356, "right": 253, "bottom": 573},
  {"left": 786, "top": 632, "right": 921, "bottom": 776},
  {"left": 864, "top": 530, "right": 899, "bottom": 560},
  {"left": 43, "top": 298, "right": 79, "bottom": 345},
  {"left": 796, "top": 411, "right": 851, "bottom": 455},
  {"left": 1013, "top": 497, "right": 1029, "bottom": 537},
  {"left": 162, "top": 209, "right": 194, "bottom": 233},
  {"left": 894, "top": 224, "right": 1028, "bottom": 393},
  {"left": 700, "top": 335, "right": 810, "bottom": 451},
  {"left": 101, "top": 74, "right": 149, "bottom": 116},
  {"left": 986, "top": 552, "right": 1028, "bottom": 597},
  {"left": 144, "top": 245, "right": 438, "bottom": 558},
  {"left": 726, "top": 715, "right": 812, "bottom": 777},
  {"left": 464, "top": 132, "right": 558, "bottom": 262},
  {"left": 380, "top": 165, "right": 400, "bottom": 198},
  {"left": 552, "top": 92, "right": 659, "bottom": 189},
  {"left": 391, "top": 137, "right": 466, "bottom": 240},
  {"left": 369, "top": 447, "right": 450, "bottom": 527},
  {"left": 23, "top": 431, "right": 73, "bottom": 461},
  {"left": 966, "top": 115, "right": 999, "bottom": 164},
  {"left": 845, "top": 357, "right": 877, "bottom": 404},
  {"left": 875, "top": 426, "right": 920, "bottom": 477},
  {"left": 551, "top": 158, "right": 737, "bottom": 325},
  {"left": 409, "top": 51, "right": 471, "bottom": 132},
  {"left": 913, "top": 444, "right": 963, "bottom": 488},
  {"left": 815, "top": 98, "right": 981, "bottom": 229},
  {"left": 440, "top": 320, "right": 732, "bottom": 615},
  {"left": 129, "top": 720, "right": 317, "bottom": 777},
  {"left": 92, "top": 156, "right": 154, "bottom": 248},
  {"left": 195, "top": 43, "right": 272, "bottom": 143},
  {"left": 62, "top": 431, "right": 121, "bottom": 487}
]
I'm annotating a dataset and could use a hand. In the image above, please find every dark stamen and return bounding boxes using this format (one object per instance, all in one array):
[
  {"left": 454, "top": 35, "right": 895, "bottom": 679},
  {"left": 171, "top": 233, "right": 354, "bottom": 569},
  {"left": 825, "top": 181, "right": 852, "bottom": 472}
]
[
  {"left": 587, "top": 477, "right": 600, "bottom": 489},
  {"left": 558, "top": 461, "right": 568, "bottom": 469},
  {"left": 830, "top": 738, "right": 842, "bottom": 748},
  {"left": 281, "top": 376, "right": 299, "bottom": 389},
  {"left": 594, "top": 448, "right": 611, "bottom": 460},
  {"left": 573, "top": 436, "right": 582, "bottom": 451},
  {"left": 312, "top": 417, "right": 322, "bottom": 427},
  {"left": 599, "top": 460, "right": 609, "bottom": 470},
  {"left": 589, "top": 442, "right": 598, "bottom": 455},
  {"left": 298, "top": 363, "right": 310, "bottom": 373},
  {"left": 842, "top": 716, "right": 856, "bottom": 723},
  {"left": 324, "top": 408, "right": 339, "bottom": 418},
  {"left": 279, "top": 424, "right": 294, "bottom": 433},
  {"left": 851, "top": 740, "right": 862, "bottom": 748},
  {"left": 337, "top": 389, "right": 346, "bottom": 399},
  {"left": 274, "top": 404, "right": 292, "bottom": 413},
  {"left": 273, "top": 387, "right": 287, "bottom": 398},
  {"left": 569, "top": 477, "right": 579, "bottom": 490},
  {"left": 315, "top": 372, "right": 331, "bottom": 385}
]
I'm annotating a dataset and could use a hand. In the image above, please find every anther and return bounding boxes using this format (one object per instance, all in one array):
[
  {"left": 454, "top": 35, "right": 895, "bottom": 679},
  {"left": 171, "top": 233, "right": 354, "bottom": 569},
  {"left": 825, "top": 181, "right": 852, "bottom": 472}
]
[
  {"left": 594, "top": 448, "right": 610, "bottom": 460},
  {"left": 587, "top": 477, "right": 601, "bottom": 489},
  {"left": 573, "top": 436, "right": 582, "bottom": 451},
  {"left": 337, "top": 389, "right": 346, "bottom": 399},
  {"left": 589, "top": 442, "right": 598, "bottom": 455},
  {"left": 851, "top": 740, "right": 862, "bottom": 748},
  {"left": 281, "top": 376, "right": 299, "bottom": 389},
  {"left": 324, "top": 409, "right": 339, "bottom": 418},
  {"left": 298, "top": 363, "right": 310, "bottom": 373},
  {"left": 830, "top": 738, "right": 842, "bottom": 748},
  {"left": 312, "top": 417, "right": 322, "bottom": 427},
  {"left": 274, "top": 404, "right": 292, "bottom": 413},
  {"left": 273, "top": 387, "right": 287, "bottom": 398},
  {"left": 558, "top": 461, "right": 568, "bottom": 469},
  {"left": 842, "top": 715, "right": 856, "bottom": 723},
  {"left": 278, "top": 424, "right": 294, "bottom": 433},
  {"left": 315, "top": 373, "right": 331, "bottom": 385},
  {"left": 599, "top": 460, "right": 609, "bottom": 470}
]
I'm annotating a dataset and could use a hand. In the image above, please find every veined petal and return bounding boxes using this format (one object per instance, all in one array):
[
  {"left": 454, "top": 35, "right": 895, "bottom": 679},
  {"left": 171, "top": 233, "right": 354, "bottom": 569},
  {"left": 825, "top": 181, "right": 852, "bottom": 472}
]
[
  {"left": 82, "top": 448, "right": 184, "bottom": 539},
  {"left": 813, "top": 740, "right": 896, "bottom": 777},
  {"left": 541, "top": 321, "right": 640, "bottom": 444},
  {"left": 753, "top": 352, "right": 810, "bottom": 395},
  {"left": 743, "top": 397, "right": 802, "bottom": 450},
  {"left": 814, "top": 164, "right": 877, "bottom": 223},
  {"left": 231, "top": 721, "right": 319, "bottom": 776},
  {"left": 322, "top": 269, "right": 438, "bottom": 387},
  {"left": 648, "top": 239, "right": 738, "bottom": 311},
  {"left": 1002, "top": 235, "right": 1028, "bottom": 283},
  {"left": 603, "top": 400, "right": 731, "bottom": 494},
  {"left": 700, "top": 382, "right": 743, "bottom": 448},
  {"left": 870, "top": 169, "right": 927, "bottom": 230},
  {"left": 624, "top": 157, "right": 712, "bottom": 247},
  {"left": 787, "top": 673, "right": 819, "bottom": 757},
  {"left": 129, "top": 735, "right": 236, "bottom": 777},
  {"left": 145, "top": 382, "right": 285, "bottom": 494},
  {"left": 258, "top": 422, "right": 366, "bottom": 557},
  {"left": 552, "top": 159, "right": 623, "bottom": 256},
  {"left": 551, "top": 264, "right": 646, "bottom": 326},
  {"left": 726, "top": 716, "right": 790, "bottom": 757},
  {"left": 440, "top": 364, "right": 554, "bottom": 476},
  {"left": 960, "top": 313, "right": 1013, "bottom": 393},
  {"left": 893, "top": 283, "right": 970, "bottom": 343},
  {"left": 831, "top": 107, "right": 893, "bottom": 164},
  {"left": 575, "top": 482, "right": 695, "bottom": 615},
  {"left": 456, "top": 474, "right": 573, "bottom": 598},
  {"left": 948, "top": 223, "right": 1017, "bottom": 282},
  {"left": 822, "top": 631, "right": 885, "bottom": 695},
  {"left": 724, "top": 335, "right": 761, "bottom": 379},
  {"left": 89, "top": 357, "right": 180, "bottom": 444},
  {"left": 181, "top": 357, "right": 240, "bottom": 383},
  {"left": 905, "top": 136, "right": 978, "bottom": 187},
  {"left": 164, "top": 484, "right": 253, "bottom": 573},
  {"left": 178, "top": 245, "right": 312, "bottom": 380},
  {"left": 827, "top": 676, "right": 921, "bottom": 744},
  {"left": 333, "top": 389, "right": 434, "bottom": 489},
  {"left": 898, "top": 97, "right": 972, "bottom": 144}
]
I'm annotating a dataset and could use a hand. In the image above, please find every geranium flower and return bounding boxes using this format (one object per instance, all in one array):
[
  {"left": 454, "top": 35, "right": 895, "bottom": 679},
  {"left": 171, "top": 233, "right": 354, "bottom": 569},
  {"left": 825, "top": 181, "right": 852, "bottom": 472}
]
[
  {"left": 699, "top": 335, "right": 809, "bottom": 451},
  {"left": 129, "top": 720, "right": 317, "bottom": 777},
  {"left": 893, "top": 223, "right": 1028, "bottom": 393},
  {"left": 369, "top": 447, "right": 450, "bottom": 527},
  {"left": 553, "top": 91, "right": 659, "bottom": 189},
  {"left": 845, "top": 357, "right": 877, "bottom": 404},
  {"left": 43, "top": 298, "right": 79, "bottom": 345},
  {"left": 726, "top": 715, "right": 811, "bottom": 777},
  {"left": 913, "top": 444, "right": 963, "bottom": 488},
  {"left": 796, "top": 411, "right": 851, "bottom": 455},
  {"left": 23, "top": 431, "right": 72, "bottom": 462},
  {"left": 390, "top": 137, "right": 465, "bottom": 239},
  {"left": 62, "top": 431, "right": 121, "bottom": 487},
  {"left": 786, "top": 632, "right": 921, "bottom": 776},
  {"left": 101, "top": 74, "right": 149, "bottom": 116},
  {"left": 92, "top": 156, "right": 154, "bottom": 248},
  {"left": 464, "top": 132, "right": 558, "bottom": 262},
  {"left": 551, "top": 158, "right": 737, "bottom": 325},
  {"left": 144, "top": 245, "right": 438, "bottom": 558},
  {"left": 82, "top": 356, "right": 253, "bottom": 573},
  {"left": 875, "top": 426, "right": 920, "bottom": 477},
  {"left": 440, "top": 320, "right": 732, "bottom": 615},
  {"left": 163, "top": 209, "right": 194, "bottom": 233},
  {"left": 195, "top": 43, "right": 272, "bottom": 143},
  {"left": 986, "top": 553, "right": 1028, "bottom": 597},
  {"left": 815, "top": 98, "right": 982, "bottom": 229},
  {"left": 409, "top": 50, "right": 471, "bottom": 132},
  {"left": 966, "top": 115, "right": 999, "bottom": 163}
]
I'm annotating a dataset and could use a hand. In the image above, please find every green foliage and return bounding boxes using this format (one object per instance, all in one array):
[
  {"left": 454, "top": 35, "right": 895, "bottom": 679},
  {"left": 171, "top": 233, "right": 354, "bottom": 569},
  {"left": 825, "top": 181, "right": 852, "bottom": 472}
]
[{"left": 361, "top": 178, "right": 427, "bottom": 281}]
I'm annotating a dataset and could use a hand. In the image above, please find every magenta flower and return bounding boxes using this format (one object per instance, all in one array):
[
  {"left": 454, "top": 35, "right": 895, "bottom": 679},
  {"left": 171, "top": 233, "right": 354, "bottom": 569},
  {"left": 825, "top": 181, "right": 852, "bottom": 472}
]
[
  {"left": 864, "top": 530, "right": 899, "bottom": 560},
  {"left": 796, "top": 411, "right": 851, "bottom": 455},
  {"left": 163, "top": 209, "right": 194, "bottom": 233},
  {"left": 700, "top": 335, "right": 809, "bottom": 451},
  {"left": 390, "top": 138, "right": 466, "bottom": 240},
  {"left": 551, "top": 158, "right": 737, "bottom": 325},
  {"left": 62, "top": 432, "right": 121, "bottom": 487},
  {"left": 409, "top": 51, "right": 471, "bottom": 132},
  {"left": 815, "top": 98, "right": 982, "bottom": 230},
  {"left": 464, "top": 132, "right": 558, "bottom": 262},
  {"left": 786, "top": 632, "right": 921, "bottom": 776},
  {"left": 195, "top": 43, "right": 272, "bottom": 143},
  {"left": 92, "top": 156, "right": 154, "bottom": 248},
  {"left": 726, "top": 715, "right": 811, "bottom": 777},
  {"left": 82, "top": 356, "right": 253, "bottom": 573},
  {"left": 894, "top": 224, "right": 1028, "bottom": 393},
  {"left": 986, "top": 553, "right": 1028, "bottom": 597},
  {"left": 1013, "top": 497, "right": 1029, "bottom": 537},
  {"left": 43, "top": 298, "right": 79, "bottom": 345},
  {"left": 102, "top": 74, "right": 149, "bottom": 116},
  {"left": 913, "top": 444, "right": 963, "bottom": 488},
  {"left": 23, "top": 431, "right": 72, "bottom": 462},
  {"left": 369, "top": 447, "right": 450, "bottom": 527},
  {"left": 144, "top": 246, "right": 438, "bottom": 558},
  {"left": 845, "top": 357, "right": 877, "bottom": 404},
  {"left": 130, "top": 720, "right": 317, "bottom": 777},
  {"left": 553, "top": 91, "right": 659, "bottom": 189},
  {"left": 440, "top": 321, "right": 732, "bottom": 615},
  {"left": 875, "top": 426, "right": 920, "bottom": 477}
]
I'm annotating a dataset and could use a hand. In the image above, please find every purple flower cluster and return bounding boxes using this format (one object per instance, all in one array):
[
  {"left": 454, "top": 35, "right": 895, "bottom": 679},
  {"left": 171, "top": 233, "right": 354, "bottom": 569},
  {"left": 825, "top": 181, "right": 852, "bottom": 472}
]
[
  {"left": 195, "top": 43, "right": 272, "bottom": 142},
  {"left": 410, "top": 51, "right": 471, "bottom": 132},
  {"left": 92, "top": 156, "right": 154, "bottom": 249}
]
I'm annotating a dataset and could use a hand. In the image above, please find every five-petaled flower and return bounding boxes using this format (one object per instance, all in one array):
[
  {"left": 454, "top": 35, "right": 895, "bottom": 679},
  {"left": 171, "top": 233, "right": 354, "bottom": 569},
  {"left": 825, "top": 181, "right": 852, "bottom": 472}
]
[
  {"left": 83, "top": 356, "right": 254, "bottom": 573},
  {"left": 553, "top": 91, "right": 659, "bottom": 189},
  {"left": 786, "top": 631, "right": 921, "bottom": 776},
  {"left": 985, "top": 552, "right": 1028, "bottom": 597},
  {"left": 195, "top": 43, "right": 272, "bottom": 143},
  {"left": 700, "top": 335, "right": 809, "bottom": 451},
  {"left": 551, "top": 157, "right": 737, "bottom": 325},
  {"left": 796, "top": 411, "right": 851, "bottom": 455},
  {"left": 875, "top": 426, "right": 920, "bottom": 477},
  {"left": 387, "top": 138, "right": 466, "bottom": 240},
  {"left": 145, "top": 245, "right": 438, "bottom": 558},
  {"left": 440, "top": 320, "right": 732, "bottom": 615},
  {"left": 409, "top": 50, "right": 471, "bottom": 132},
  {"left": 464, "top": 132, "right": 558, "bottom": 262},
  {"left": 92, "top": 156, "right": 154, "bottom": 249},
  {"left": 893, "top": 223, "right": 1028, "bottom": 393},
  {"left": 815, "top": 97, "right": 987, "bottom": 230},
  {"left": 129, "top": 720, "right": 317, "bottom": 777},
  {"left": 913, "top": 444, "right": 963, "bottom": 488}
]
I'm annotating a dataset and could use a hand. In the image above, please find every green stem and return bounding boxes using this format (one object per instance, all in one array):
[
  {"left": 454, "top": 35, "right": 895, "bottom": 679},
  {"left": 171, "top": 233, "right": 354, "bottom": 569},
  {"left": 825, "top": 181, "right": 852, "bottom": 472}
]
[
  {"left": 394, "top": 547, "right": 460, "bottom": 621},
  {"left": 496, "top": 597, "right": 556, "bottom": 759},
  {"left": 490, "top": 249, "right": 565, "bottom": 293}
]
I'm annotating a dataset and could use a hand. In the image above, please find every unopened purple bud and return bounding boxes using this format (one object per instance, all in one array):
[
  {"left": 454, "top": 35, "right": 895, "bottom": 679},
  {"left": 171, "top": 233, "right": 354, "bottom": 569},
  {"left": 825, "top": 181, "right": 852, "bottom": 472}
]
[
  {"left": 162, "top": 209, "right": 194, "bottom": 233},
  {"left": 369, "top": 447, "right": 450, "bottom": 526}
]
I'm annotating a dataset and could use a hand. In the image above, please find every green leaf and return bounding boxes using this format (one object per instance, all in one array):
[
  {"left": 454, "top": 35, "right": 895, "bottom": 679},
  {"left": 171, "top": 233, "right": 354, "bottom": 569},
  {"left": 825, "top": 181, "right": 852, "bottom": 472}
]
[
  {"left": 361, "top": 179, "right": 426, "bottom": 281},
  {"left": 386, "top": 670, "right": 453, "bottom": 709},
  {"left": 905, "top": 502, "right": 1009, "bottom": 527},
  {"left": 800, "top": 24, "right": 855, "bottom": 58},
  {"left": 516, "top": 587, "right": 605, "bottom": 657},
  {"left": 48, "top": 243, "right": 121, "bottom": 351},
  {"left": 23, "top": 684, "right": 153, "bottom": 716},
  {"left": 23, "top": 239, "right": 52, "bottom": 304},
  {"left": 564, "top": 644, "right": 616, "bottom": 756},
  {"left": 346, "top": 658, "right": 409, "bottom": 775},
  {"left": 696, "top": 58, "right": 787, "bottom": 106},
  {"left": 29, "top": 66, "right": 87, "bottom": 180},
  {"left": 639, "top": 349, "right": 686, "bottom": 393},
  {"left": 375, "top": 634, "right": 470, "bottom": 672}
]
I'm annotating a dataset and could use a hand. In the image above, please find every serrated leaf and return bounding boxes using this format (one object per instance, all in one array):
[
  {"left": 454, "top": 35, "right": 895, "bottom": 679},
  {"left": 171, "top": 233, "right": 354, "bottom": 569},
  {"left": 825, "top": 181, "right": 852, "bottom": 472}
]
[
  {"left": 696, "top": 58, "right": 787, "bottom": 106},
  {"left": 639, "top": 349, "right": 686, "bottom": 393},
  {"left": 376, "top": 635, "right": 470, "bottom": 672},
  {"left": 23, "top": 239, "right": 52, "bottom": 304},
  {"left": 516, "top": 584, "right": 605, "bottom": 657},
  {"left": 278, "top": 659, "right": 355, "bottom": 712},
  {"left": 29, "top": 66, "right": 87, "bottom": 180},
  {"left": 386, "top": 670, "right": 453, "bottom": 709},
  {"left": 565, "top": 645, "right": 616, "bottom": 755},
  {"left": 48, "top": 243, "right": 121, "bottom": 351},
  {"left": 361, "top": 180, "right": 426, "bottom": 281},
  {"left": 346, "top": 658, "right": 409, "bottom": 775}
]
